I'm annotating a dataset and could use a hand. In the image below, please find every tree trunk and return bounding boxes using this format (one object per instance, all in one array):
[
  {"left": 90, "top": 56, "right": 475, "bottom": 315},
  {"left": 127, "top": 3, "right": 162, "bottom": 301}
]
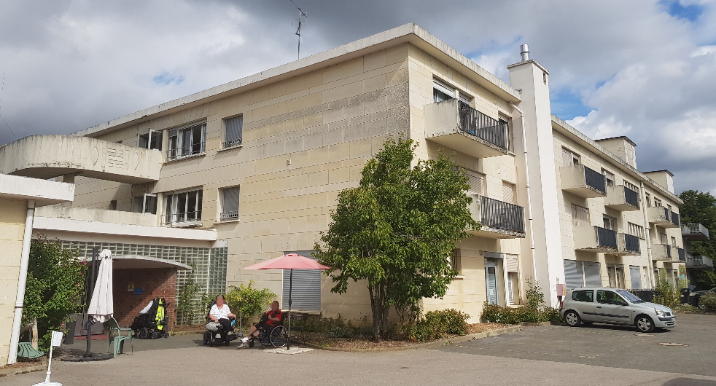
[
  {"left": 31, "top": 319, "right": 39, "bottom": 350},
  {"left": 368, "top": 281, "right": 389, "bottom": 341}
]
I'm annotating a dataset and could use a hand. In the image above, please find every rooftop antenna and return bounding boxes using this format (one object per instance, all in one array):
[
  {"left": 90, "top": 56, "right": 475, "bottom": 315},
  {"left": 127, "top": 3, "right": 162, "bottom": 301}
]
[{"left": 290, "top": 0, "right": 308, "bottom": 60}]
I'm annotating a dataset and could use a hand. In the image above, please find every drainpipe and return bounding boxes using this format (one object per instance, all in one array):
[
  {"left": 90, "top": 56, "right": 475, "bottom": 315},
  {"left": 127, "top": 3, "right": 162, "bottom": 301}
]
[
  {"left": 7, "top": 200, "right": 36, "bottom": 365},
  {"left": 639, "top": 181, "right": 656, "bottom": 288},
  {"left": 509, "top": 102, "right": 538, "bottom": 286}
]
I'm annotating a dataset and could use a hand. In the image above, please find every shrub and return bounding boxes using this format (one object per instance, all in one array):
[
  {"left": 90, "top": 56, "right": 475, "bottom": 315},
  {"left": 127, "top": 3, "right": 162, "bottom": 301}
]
[
  {"left": 699, "top": 293, "right": 716, "bottom": 311},
  {"left": 481, "top": 303, "right": 561, "bottom": 324},
  {"left": 402, "top": 309, "right": 470, "bottom": 342},
  {"left": 653, "top": 272, "right": 681, "bottom": 309},
  {"left": 223, "top": 281, "right": 276, "bottom": 327}
]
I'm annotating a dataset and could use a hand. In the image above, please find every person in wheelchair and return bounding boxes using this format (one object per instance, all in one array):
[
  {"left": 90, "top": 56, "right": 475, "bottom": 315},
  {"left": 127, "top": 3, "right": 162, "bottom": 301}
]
[
  {"left": 239, "top": 301, "right": 282, "bottom": 348},
  {"left": 209, "top": 295, "right": 236, "bottom": 342}
]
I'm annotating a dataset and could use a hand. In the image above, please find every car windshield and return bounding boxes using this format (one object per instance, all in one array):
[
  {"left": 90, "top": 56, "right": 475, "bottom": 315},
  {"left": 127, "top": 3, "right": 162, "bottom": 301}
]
[{"left": 616, "top": 290, "right": 644, "bottom": 303}]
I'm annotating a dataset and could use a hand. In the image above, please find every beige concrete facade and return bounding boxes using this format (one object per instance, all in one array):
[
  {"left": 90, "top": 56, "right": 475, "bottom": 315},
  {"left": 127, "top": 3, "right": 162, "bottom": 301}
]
[{"left": 0, "top": 198, "right": 27, "bottom": 365}]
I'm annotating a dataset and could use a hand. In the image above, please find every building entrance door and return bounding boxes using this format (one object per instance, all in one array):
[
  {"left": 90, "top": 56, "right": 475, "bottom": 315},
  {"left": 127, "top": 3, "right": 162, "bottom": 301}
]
[{"left": 485, "top": 262, "right": 499, "bottom": 305}]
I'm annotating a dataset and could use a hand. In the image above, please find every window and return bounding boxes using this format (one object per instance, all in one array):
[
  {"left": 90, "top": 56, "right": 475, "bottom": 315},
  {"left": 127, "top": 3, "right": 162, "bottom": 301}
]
[
  {"left": 433, "top": 79, "right": 454, "bottom": 103},
  {"left": 603, "top": 215, "right": 617, "bottom": 231},
  {"left": 645, "top": 192, "right": 651, "bottom": 207},
  {"left": 602, "top": 169, "right": 615, "bottom": 188},
  {"left": 138, "top": 130, "right": 162, "bottom": 150},
  {"left": 654, "top": 197, "right": 662, "bottom": 207},
  {"left": 572, "top": 290, "right": 594, "bottom": 302},
  {"left": 502, "top": 181, "right": 516, "bottom": 204},
  {"left": 571, "top": 204, "right": 590, "bottom": 227},
  {"left": 458, "top": 92, "right": 472, "bottom": 105},
  {"left": 282, "top": 250, "right": 321, "bottom": 312},
  {"left": 223, "top": 115, "right": 243, "bottom": 149},
  {"left": 562, "top": 147, "right": 581, "bottom": 167},
  {"left": 465, "top": 169, "right": 485, "bottom": 196},
  {"left": 220, "top": 186, "right": 240, "bottom": 221},
  {"left": 597, "top": 290, "right": 626, "bottom": 305},
  {"left": 164, "top": 189, "right": 203, "bottom": 224},
  {"left": 628, "top": 222, "right": 645, "bottom": 239},
  {"left": 135, "top": 193, "right": 157, "bottom": 214},
  {"left": 671, "top": 236, "right": 677, "bottom": 247},
  {"left": 624, "top": 181, "right": 639, "bottom": 193},
  {"left": 167, "top": 122, "right": 206, "bottom": 160},
  {"left": 450, "top": 250, "right": 462, "bottom": 275},
  {"left": 659, "top": 232, "right": 667, "bottom": 244}
]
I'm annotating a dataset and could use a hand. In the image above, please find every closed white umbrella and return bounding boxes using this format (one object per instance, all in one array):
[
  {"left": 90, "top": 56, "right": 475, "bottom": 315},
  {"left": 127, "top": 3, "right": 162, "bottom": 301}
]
[{"left": 87, "top": 249, "right": 113, "bottom": 323}]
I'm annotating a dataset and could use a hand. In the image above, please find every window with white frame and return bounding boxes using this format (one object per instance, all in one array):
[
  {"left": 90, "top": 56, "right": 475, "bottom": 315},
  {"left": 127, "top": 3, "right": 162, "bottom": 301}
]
[
  {"left": 464, "top": 169, "right": 485, "bottom": 196},
  {"left": 458, "top": 92, "right": 472, "bottom": 105},
  {"left": 603, "top": 214, "right": 617, "bottom": 231},
  {"left": 138, "top": 130, "right": 162, "bottom": 150},
  {"left": 167, "top": 122, "right": 206, "bottom": 160},
  {"left": 602, "top": 169, "right": 615, "bottom": 188},
  {"left": 433, "top": 79, "right": 454, "bottom": 103},
  {"left": 654, "top": 197, "right": 662, "bottom": 207},
  {"left": 134, "top": 193, "right": 158, "bottom": 214},
  {"left": 502, "top": 181, "right": 516, "bottom": 204},
  {"left": 645, "top": 192, "right": 652, "bottom": 207},
  {"left": 164, "top": 189, "right": 203, "bottom": 224},
  {"left": 628, "top": 222, "right": 645, "bottom": 239},
  {"left": 571, "top": 204, "right": 590, "bottom": 227},
  {"left": 450, "top": 250, "right": 462, "bottom": 275},
  {"left": 223, "top": 115, "right": 243, "bottom": 149},
  {"left": 220, "top": 186, "right": 240, "bottom": 221},
  {"left": 562, "top": 147, "right": 581, "bottom": 167}
]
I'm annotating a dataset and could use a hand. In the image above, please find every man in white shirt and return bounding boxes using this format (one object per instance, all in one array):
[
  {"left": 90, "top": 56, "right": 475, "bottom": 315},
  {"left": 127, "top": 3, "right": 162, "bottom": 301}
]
[{"left": 209, "top": 295, "right": 236, "bottom": 342}]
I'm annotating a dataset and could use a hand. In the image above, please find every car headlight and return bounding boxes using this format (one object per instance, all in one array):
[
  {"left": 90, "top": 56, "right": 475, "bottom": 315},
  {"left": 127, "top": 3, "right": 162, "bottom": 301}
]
[{"left": 654, "top": 309, "right": 665, "bottom": 317}]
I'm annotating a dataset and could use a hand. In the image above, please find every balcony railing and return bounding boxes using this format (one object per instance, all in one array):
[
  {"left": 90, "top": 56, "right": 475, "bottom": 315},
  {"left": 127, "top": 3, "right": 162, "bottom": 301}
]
[
  {"left": 605, "top": 185, "right": 640, "bottom": 211},
  {"left": 687, "top": 255, "right": 714, "bottom": 269},
  {"left": 596, "top": 227, "right": 618, "bottom": 249},
  {"left": 220, "top": 210, "right": 239, "bottom": 221},
  {"left": 647, "top": 206, "right": 678, "bottom": 227},
  {"left": 477, "top": 195, "right": 525, "bottom": 233},
  {"left": 682, "top": 223, "right": 710, "bottom": 240},
  {"left": 584, "top": 167, "right": 606, "bottom": 195},
  {"left": 222, "top": 139, "right": 242, "bottom": 149},
  {"left": 573, "top": 226, "right": 618, "bottom": 252},
  {"left": 163, "top": 211, "right": 202, "bottom": 225},
  {"left": 623, "top": 234, "right": 641, "bottom": 254},
  {"left": 624, "top": 187, "right": 639, "bottom": 208},
  {"left": 677, "top": 247, "right": 686, "bottom": 262},
  {"left": 458, "top": 101, "right": 511, "bottom": 152},
  {"left": 670, "top": 212, "right": 680, "bottom": 227},
  {"left": 167, "top": 142, "right": 206, "bottom": 161}
]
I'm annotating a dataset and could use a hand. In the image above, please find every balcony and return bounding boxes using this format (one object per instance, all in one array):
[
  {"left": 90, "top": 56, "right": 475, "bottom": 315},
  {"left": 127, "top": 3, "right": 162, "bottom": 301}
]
[
  {"left": 424, "top": 99, "right": 512, "bottom": 159},
  {"left": 604, "top": 185, "right": 640, "bottom": 211},
  {"left": 682, "top": 223, "right": 710, "bottom": 241},
  {"left": 560, "top": 165, "right": 607, "bottom": 198},
  {"left": 468, "top": 195, "right": 525, "bottom": 239},
  {"left": 573, "top": 226, "right": 618, "bottom": 253},
  {"left": 647, "top": 207, "right": 679, "bottom": 228},
  {"left": 616, "top": 233, "right": 641, "bottom": 255},
  {"left": 652, "top": 244, "right": 672, "bottom": 261},
  {"left": 686, "top": 255, "right": 714, "bottom": 269}
]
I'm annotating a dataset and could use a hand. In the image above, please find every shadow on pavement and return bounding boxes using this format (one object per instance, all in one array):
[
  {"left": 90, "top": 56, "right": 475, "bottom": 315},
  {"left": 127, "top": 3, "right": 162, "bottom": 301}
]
[{"left": 663, "top": 379, "right": 716, "bottom": 386}]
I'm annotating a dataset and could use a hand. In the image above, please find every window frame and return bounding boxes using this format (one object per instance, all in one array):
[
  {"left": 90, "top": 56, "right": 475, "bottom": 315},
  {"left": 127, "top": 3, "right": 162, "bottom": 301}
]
[
  {"left": 571, "top": 290, "right": 594, "bottom": 303},
  {"left": 602, "top": 214, "right": 617, "bottom": 231},
  {"left": 571, "top": 204, "right": 590, "bottom": 227},
  {"left": 602, "top": 168, "right": 615, "bottom": 188},
  {"left": 596, "top": 290, "right": 626, "bottom": 306},
  {"left": 167, "top": 122, "right": 207, "bottom": 160},
  {"left": 562, "top": 147, "right": 581, "bottom": 167},
  {"left": 163, "top": 188, "right": 203, "bottom": 225},
  {"left": 220, "top": 186, "right": 240, "bottom": 221},
  {"left": 433, "top": 79, "right": 455, "bottom": 103},
  {"left": 222, "top": 115, "right": 243, "bottom": 149}
]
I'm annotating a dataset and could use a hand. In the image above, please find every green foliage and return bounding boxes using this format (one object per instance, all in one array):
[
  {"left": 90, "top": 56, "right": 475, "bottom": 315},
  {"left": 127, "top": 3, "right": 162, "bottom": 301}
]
[
  {"left": 23, "top": 236, "right": 86, "bottom": 350},
  {"left": 176, "top": 262, "right": 201, "bottom": 325},
  {"left": 699, "top": 293, "right": 716, "bottom": 311},
  {"left": 525, "top": 279, "right": 546, "bottom": 310},
  {"left": 223, "top": 281, "right": 276, "bottom": 327},
  {"left": 678, "top": 190, "right": 716, "bottom": 260},
  {"left": 315, "top": 137, "right": 479, "bottom": 339},
  {"left": 691, "top": 270, "right": 716, "bottom": 291},
  {"left": 480, "top": 303, "right": 561, "bottom": 324},
  {"left": 402, "top": 309, "right": 470, "bottom": 342},
  {"left": 653, "top": 272, "right": 681, "bottom": 309}
]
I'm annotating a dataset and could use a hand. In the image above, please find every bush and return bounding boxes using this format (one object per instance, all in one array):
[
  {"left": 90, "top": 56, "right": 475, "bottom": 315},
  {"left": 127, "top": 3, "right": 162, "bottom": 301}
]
[
  {"left": 481, "top": 303, "right": 560, "bottom": 324},
  {"left": 223, "top": 281, "right": 276, "bottom": 328},
  {"left": 653, "top": 272, "right": 681, "bottom": 309},
  {"left": 402, "top": 309, "right": 470, "bottom": 342},
  {"left": 699, "top": 293, "right": 716, "bottom": 311}
]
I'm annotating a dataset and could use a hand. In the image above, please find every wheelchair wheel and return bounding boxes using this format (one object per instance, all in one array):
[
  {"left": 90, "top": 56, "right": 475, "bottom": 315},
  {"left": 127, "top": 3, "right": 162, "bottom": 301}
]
[
  {"left": 139, "top": 328, "right": 150, "bottom": 339},
  {"left": 269, "top": 325, "right": 288, "bottom": 348},
  {"left": 203, "top": 331, "right": 210, "bottom": 346}
]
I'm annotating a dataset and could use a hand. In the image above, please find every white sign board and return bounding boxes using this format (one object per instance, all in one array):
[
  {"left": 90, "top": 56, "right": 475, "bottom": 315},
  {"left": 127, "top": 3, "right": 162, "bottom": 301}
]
[{"left": 50, "top": 331, "right": 63, "bottom": 347}]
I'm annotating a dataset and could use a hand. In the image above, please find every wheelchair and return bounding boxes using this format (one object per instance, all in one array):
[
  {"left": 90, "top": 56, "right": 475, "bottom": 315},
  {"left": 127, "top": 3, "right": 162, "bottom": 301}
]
[
  {"left": 203, "top": 317, "right": 239, "bottom": 347},
  {"left": 248, "top": 322, "right": 288, "bottom": 348}
]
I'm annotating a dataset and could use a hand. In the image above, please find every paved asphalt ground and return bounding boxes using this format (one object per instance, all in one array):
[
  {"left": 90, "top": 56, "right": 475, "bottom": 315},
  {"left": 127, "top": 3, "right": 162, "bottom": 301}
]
[{"left": 3, "top": 314, "right": 715, "bottom": 386}]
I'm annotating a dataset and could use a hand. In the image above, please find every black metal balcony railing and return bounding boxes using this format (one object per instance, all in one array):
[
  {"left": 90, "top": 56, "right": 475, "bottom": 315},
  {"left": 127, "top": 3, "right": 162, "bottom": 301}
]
[
  {"left": 677, "top": 247, "right": 686, "bottom": 262},
  {"left": 624, "top": 186, "right": 640, "bottom": 208},
  {"left": 624, "top": 234, "right": 641, "bottom": 253},
  {"left": 479, "top": 196, "right": 525, "bottom": 233},
  {"left": 458, "top": 101, "right": 511, "bottom": 151},
  {"left": 584, "top": 166, "right": 606, "bottom": 194},
  {"left": 164, "top": 211, "right": 202, "bottom": 224},
  {"left": 596, "top": 227, "right": 618, "bottom": 249},
  {"left": 167, "top": 141, "right": 206, "bottom": 160},
  {"left": 670, "top": 211, "right": 680, "bottom": 227}
]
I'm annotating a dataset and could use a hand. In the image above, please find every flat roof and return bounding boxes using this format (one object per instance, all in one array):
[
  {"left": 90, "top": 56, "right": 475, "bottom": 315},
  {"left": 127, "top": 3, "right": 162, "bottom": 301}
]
[
  {"left": 644, "top": 169, "right": 675, "bottom": 177},
  {"left": 74, "top": 23, "right": 520, "bottom": 138},
  {"left": 595, "top": 136, "right": 637, "bottom": 147}
]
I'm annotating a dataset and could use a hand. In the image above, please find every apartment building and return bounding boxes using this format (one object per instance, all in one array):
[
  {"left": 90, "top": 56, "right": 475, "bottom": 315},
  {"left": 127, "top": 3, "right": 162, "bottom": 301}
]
[{"left": 0, "top": 23, "right": 686, "bottom": 324}]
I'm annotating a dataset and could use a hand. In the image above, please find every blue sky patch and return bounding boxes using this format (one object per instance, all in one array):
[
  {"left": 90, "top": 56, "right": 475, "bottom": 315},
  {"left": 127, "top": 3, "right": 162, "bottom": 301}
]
[
  {"left": 153, "top": 72, "right": 184, "bottom": 85},
  {"left": 663, "top": 0, "right": 703, "bottom": 22},
  {"left": 550, "top": 90, "right": 593, "bottom": 120}
]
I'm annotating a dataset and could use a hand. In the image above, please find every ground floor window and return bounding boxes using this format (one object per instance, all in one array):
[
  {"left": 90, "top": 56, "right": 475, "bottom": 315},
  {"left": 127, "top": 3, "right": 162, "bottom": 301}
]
[
  {"left": 607, "top": 264, "right": 625, "bottom": 289},
  {"left": 282, "top": 250, "right": 321, "bottom": 312},
  {"left": 629, "top": 265, "right": 641, "bottom": 289},
  {"left": 564, "top": 260, "right": 602, "bottom": 290}
]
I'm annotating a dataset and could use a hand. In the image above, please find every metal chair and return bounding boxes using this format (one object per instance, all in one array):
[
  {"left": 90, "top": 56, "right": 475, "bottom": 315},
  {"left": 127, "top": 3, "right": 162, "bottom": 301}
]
[{"left": 106, "top": 317, "right": 133, "bottom": 357}]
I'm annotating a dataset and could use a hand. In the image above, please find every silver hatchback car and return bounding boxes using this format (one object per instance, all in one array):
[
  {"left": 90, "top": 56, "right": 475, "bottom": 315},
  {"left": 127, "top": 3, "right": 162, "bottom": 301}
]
[{"left": 560, "top": 287, "right": 675, "bottom": 333}]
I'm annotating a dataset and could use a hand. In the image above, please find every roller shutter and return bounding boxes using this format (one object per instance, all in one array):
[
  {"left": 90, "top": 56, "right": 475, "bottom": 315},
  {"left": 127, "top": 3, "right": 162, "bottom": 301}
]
[
  {"left": 584, "top": 262, "right": 602, "bottom": 287},
  {"left": 282, "top": 251, "right": 321, "bottom": 312},
  {"left": 564, "top": 260, "right": 584, "bottom": 290},
  {"left": 629, "top": 266, "right": 641, "bottom": 290}
]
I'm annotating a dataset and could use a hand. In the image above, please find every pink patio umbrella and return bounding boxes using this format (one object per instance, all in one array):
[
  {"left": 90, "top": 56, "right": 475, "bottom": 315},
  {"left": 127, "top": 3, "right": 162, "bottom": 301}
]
[{"left": 243, "top": 253, "right": 329, "bottom": 349}]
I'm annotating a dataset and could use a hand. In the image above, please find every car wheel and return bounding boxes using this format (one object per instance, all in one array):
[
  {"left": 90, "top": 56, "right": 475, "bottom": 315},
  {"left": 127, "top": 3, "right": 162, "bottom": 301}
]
[
  {"left": 564, "top": 311, "right": 581, "bottom": 327},
  {"left": 635, "top": 315, "right": 655, "bottom": 333}
]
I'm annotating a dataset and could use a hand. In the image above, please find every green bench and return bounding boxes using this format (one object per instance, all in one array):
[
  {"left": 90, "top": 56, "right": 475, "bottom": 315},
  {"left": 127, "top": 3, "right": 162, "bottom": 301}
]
[
  {"left": 106, "top": 318, "right": 133, "bottom": 357},
  {"left": 17, "top": 342, "right": 44, "bottom": 359}
]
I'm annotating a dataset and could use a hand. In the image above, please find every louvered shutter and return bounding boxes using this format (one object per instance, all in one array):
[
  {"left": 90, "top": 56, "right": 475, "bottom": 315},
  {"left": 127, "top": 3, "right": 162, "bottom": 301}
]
[
  {"left": 282, "top": 251, "right": 321, "bottom": 312},
  {"left": 571, "top": 204, "right": 590, "bottom": 227},
  {"left": 629, "top": 266, "right": 641, "bottom": 289},
  {"left": 584, "top": 262, "right": 602, "bottom": 287},
  {"left": 221, "top": 187, "right": 240, "bottom": 219},
  {"left": 486, "top": 266, "right": 498, "bottom": 305},
  {"left": 466, "top": 170, "right": 485, "bottom": 196},
  {"left": 564, "top": 260, "right": 584, "bottom": 290},
  {"left": 505, "top": 254, "right": 518, "bottom": 273},
  {"left": 502, "top": 182, "right": 515, "bottom": 204},
  {"left": 562, "top": 148, "right": 573, "bottom": 167},
  {"left": 224, "top": 116, "right": 243, "bottom": 147},
  {"left": 433, "top": 79, "right": 454, "bottom": 97}
]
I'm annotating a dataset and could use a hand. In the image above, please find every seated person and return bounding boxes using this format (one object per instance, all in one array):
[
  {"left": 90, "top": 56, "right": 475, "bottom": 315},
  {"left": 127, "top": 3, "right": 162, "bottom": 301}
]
[
  {"left": 209, "top": 295, "right": 236, "bottom": 341},
  {"left": 239, "top": 301, "right": 282, "bottom": 347}
]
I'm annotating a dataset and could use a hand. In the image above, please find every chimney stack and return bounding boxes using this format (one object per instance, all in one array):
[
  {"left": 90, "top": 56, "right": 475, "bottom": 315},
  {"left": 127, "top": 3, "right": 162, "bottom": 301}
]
[{"left": 520, "top": 44, "right": 529, "bottom": 62}]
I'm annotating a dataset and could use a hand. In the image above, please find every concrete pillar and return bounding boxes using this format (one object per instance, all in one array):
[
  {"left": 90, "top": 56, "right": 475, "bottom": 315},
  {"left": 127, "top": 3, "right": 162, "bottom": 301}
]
[{"left": 508, "top": 59, "right": 565, "bottom": 306}]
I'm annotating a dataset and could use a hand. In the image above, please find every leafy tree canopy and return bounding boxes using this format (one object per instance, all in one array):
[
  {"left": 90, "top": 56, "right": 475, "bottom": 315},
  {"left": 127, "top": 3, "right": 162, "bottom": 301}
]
[
  {"left": 315, "top": 137, "right": 479, "bottom": 339},
  {"left": 679, "top": 190, "right": 716, "bottom": 259}
]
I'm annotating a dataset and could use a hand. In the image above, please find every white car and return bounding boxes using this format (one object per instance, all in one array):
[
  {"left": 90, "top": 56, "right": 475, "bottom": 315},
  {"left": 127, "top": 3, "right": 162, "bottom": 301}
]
[{"left": 560, "top": 287, "right": 675, "bottom": 333}]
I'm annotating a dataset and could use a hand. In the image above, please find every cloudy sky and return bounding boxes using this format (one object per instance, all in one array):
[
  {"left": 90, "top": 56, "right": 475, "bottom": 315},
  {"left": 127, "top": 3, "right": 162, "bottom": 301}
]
[{"left": 1, "top": 0, "right": 715, "bottom": 194}]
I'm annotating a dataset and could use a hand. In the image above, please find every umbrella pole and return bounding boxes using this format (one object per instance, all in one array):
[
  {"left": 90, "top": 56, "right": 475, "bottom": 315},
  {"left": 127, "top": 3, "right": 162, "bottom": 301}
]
[
  {"left": 287, "top": 269, "right": 292, "bottom": 350},
  {"left": 84, "top": 247, "right": 99, "bottom": 357}
]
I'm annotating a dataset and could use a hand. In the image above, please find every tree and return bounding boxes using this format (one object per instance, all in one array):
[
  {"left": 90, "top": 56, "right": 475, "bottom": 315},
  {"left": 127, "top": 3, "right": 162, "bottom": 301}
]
[
  {"left": 678, "top": 190, "right": 716, "bottom": 290},
  {"left": 23, "top": 236, "right": 86, "bottom": 350},
  {"left": 314, "top": 137, "right": 479, "bottom": 340}
]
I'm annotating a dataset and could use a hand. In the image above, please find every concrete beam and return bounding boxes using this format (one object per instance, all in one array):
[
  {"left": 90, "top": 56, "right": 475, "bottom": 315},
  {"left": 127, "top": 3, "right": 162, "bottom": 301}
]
[{"left": 0, "top": 174, "right": 74, "bottom": 206}]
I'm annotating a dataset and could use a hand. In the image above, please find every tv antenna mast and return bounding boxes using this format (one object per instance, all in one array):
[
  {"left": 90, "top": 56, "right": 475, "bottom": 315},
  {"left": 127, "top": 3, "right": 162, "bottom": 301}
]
[{"left": 291, "top": 0, "right": 307, "bottom": 60}]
